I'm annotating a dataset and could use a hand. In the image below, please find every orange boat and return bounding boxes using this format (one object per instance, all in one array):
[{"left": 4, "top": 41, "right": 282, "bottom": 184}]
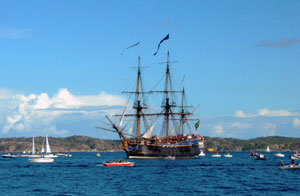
[{"left": 103, "top": 161, "right": 135, "bottom": 167}]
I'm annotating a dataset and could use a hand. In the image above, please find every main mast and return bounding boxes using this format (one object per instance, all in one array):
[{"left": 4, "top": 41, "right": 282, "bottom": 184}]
[
  {"left": 181, "top": 87, "right": 185, "bottom": 135},
  {"left": 134, "top": 56, "right": 142, "bottom": 140},
  {"left": 164, "top": 51, "right": 171, "bottom": 138}
]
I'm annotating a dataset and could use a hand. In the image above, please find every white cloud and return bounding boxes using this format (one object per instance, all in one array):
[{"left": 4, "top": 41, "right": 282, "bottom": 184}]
[
  {"left": 293, "top": 118, "right": 300, "bottom": 128},
  {"left": 235, "top": 108, "right": 294, "bottom": 118},
  {"left": 0, "top": 27, "right": 32, "bottom": 39},
  {"left": 258, "top": 108, "right": 293, "bottom": 117},
  {"left": 1, "top": 88, "right": 126, "bottom": 135},
  {"left": 230, "top": 122, "right": 252, "bottom": 129},
  {"left": 214, "top": 125, "right": 224, "bottom": 134},
  {"left": 263, "top": 123, "right": 277, "bottom": 130},
  {"left": 235, "top": 110, "right": 246, "bottom": 118}
]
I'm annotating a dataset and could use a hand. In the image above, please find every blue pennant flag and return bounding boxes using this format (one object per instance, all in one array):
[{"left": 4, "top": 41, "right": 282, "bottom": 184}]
[
  {"left": 153, "top": 34, "right": 169, "bottom": 56},
  {"left": 121, "top": 42, "right": 140, "bottom": 55},
  {"left": 195, "top": 120, "right": 200, "bottom": 130}
]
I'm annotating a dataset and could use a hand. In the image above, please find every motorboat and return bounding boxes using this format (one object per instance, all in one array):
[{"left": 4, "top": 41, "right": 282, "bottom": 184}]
[
  {"left": 279, "top": 160, "right": 300, "bottom": 170},
  {"left": 274, "top": 153, "right": 285, "bottom": 157},
  {"left": 56, "top": 153, "right": 72, "bottom": 157},
  {"left": 2, "top": 153, "right": 19, "bottom": 158},
  {"left": 291, "top": 152, "right": 300, "bottom": 160},
  {"left": 164, "top": 156, "right": 175, "bottom": 161},
  {"left": 279, "top": 164, "right": 300, "bottom": 170},
  {"left": 250, "top": 152, "right": 259, "bottom": 157},
  {"left": 96, "top": 152, "right": 101, "bottom": 157},
  {"left": 29, "top": 156, "right": 54, "bottom": 163},
  {"left": 255, "top": 153, "right": 267, "bottom": 160},
  {"left": 224, "top": 153, "right": 233, "bottom": 158},
  {"left": 211, "top": 152, "right": 221, "bottom": 157},
  {"left": 103, "top": 161, "right": 134, "bottom": 167},
  {"left": 198, "top": 151, "right": 205, "bottom": 157}
]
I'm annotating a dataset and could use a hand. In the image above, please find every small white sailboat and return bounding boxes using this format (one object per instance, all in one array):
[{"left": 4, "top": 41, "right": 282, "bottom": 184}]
[
  {"left": 29, "top": 134, "right": 56, "bottom": 163},
  {"left": 266, "top": 145, "right": 270, "bottom": 152},
  {"left": 20, "top": 135, "right": 40, "bottom": 157},
  {"left": 198, "top": 151, "right": 205, "bottom": 157},
  {"left": 274, "top": 152, "right": 285, "bottom": 157},
  {"left": 28, "top": 135, "right": 40, "bottom": 158},
  {"left": 29, "top": 155, "right": 54, "bottom": 163},
  {"left": 224, "top": 153, "right": 233, "bottom": 158},
  {"left": 43, "top": 133, "right": 57, "bottom": 158}
]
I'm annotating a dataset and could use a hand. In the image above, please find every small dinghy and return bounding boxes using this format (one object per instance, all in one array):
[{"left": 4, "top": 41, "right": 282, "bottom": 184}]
[
  {"left": 224, "top": 153, "right": 233, "bottom": 158},
  {"left": 96, "top": 152, "right": 101, "bottom": 157},
  {"left": 164, "top": 156, "right": 175, "bottom": 161}
]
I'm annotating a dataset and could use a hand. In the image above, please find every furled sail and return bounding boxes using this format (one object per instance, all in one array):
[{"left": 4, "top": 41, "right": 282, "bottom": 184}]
[
  {"left": 119, "top": 104, "right": 128, "bottom": 126},
  {"left": 169, "top": 124, "right": 178, "bottom": 136},
  {"left": 142, "top": 123, "right": 156, "bottom": 138}
]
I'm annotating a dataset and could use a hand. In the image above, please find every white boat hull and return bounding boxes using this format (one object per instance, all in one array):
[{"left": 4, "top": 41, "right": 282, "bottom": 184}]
[
  {"left": 44, "top": 154, "right": 58, "bottom": 158},
  {"left": 29, "top": 158, "right": 54, "bottom": 163},
  {"left": 274, "top": 153, "right": 284, "bottom": 157},
  {"left": 211, "top": 154, "right": 221, "bottom": 157}
]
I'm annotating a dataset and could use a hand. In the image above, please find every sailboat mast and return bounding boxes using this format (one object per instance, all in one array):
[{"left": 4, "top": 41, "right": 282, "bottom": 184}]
[{"left": 165, "top": 51, "right": 171, "bottom": 138}]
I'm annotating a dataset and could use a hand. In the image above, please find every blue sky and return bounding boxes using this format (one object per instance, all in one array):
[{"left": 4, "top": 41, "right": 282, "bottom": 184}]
[{"left": 0, "top": 1, "right": 300, "bottom": 139}]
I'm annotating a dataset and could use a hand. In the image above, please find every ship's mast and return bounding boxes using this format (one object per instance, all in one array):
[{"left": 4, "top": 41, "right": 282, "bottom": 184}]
[
  {"left": 164, "top": 51, "right": 171, "bottom": 138},
  {"left": 181, "top": 87, "right": 185, "bottom": 135},
  {"left": 134, "top": 56, "right": 142, "bottom": 140}
]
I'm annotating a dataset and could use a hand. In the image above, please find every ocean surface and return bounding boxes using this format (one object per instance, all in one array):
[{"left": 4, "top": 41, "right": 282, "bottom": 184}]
[{"left": 1, "top": 152, "right": 300, "bottom": 196}]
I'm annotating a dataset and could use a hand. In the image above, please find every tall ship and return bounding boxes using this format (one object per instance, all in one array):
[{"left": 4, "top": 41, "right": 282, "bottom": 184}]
[{"left": 102, "top": 47, "right": 204, "bottom": 159}]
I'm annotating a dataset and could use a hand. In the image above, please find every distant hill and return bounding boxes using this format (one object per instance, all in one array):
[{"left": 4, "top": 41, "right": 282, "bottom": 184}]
[
  {"left": 204, "top": 136, "right": 300, "bottom": 152},
  {"left": 0, "top": 135, "right": 123, "bottom": 153},
  {"left": 1, "top": 135, "right": 300, "bottom": 153}
]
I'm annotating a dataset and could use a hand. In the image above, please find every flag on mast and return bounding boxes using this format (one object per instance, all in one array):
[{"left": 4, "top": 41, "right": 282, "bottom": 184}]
[
  {"left": 121, "top": 42, "right": 140, "bottom": 55},
  {"left": 153, "top": 34, "right": 169, "bottom": 56},
  {"left": 195, "top": 120, "right": 200, "bottom": 130}
]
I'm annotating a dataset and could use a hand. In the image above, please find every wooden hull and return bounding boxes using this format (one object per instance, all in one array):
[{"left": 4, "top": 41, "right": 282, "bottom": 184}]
[{"left": 126, "top": 140, "right": 203, "bottom": 159}]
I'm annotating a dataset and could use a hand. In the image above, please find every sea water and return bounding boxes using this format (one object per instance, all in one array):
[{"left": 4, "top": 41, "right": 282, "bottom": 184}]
[{"left": 0, "top": 152, "right": 299, "bottom": 196}]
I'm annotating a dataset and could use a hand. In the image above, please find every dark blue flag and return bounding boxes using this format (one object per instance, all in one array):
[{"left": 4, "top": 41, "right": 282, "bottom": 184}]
[
  {"left": 121, "top": 42, "right": 140, "bottom": 55},
  {"left": 153, "top": 34, "right": 169, "bottom": 56}
]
